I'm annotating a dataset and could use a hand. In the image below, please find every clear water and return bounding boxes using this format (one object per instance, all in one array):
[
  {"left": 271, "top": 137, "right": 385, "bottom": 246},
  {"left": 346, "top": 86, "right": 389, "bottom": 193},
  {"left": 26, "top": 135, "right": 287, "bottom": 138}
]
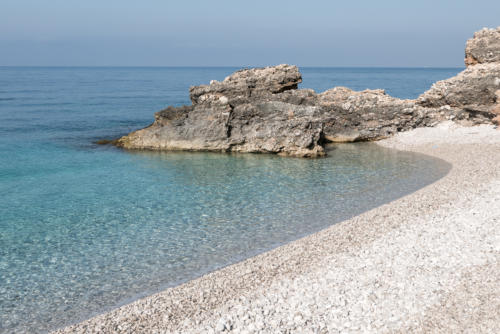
[{"left": 0, "top": 67, "right": 456, "bottom": 333}]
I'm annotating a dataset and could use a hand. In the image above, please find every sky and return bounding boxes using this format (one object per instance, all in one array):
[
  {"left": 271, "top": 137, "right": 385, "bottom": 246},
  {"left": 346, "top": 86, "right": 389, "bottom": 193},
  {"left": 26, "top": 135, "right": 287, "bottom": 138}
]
[{"left": 0, "top": 0, "right": 499, "bottom": 67}]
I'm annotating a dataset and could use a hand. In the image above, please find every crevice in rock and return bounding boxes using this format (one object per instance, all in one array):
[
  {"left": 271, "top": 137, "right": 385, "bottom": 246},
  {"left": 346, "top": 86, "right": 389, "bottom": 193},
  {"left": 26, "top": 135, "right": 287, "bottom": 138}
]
[
  {"left": 274, "top": 83, "right": 299, "bottom": 94},
  {"left": 225, "top": 104, "right": 235, "bottom": 139},
  {"left": 463, "top": 108, "right": 497, "bottom": 121}
]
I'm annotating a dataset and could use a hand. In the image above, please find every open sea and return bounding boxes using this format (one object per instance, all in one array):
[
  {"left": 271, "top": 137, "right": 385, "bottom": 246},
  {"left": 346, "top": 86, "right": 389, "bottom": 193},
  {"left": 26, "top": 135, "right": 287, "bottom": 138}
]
[{"left": 0, "top": 67, "right": 458, "bottom": 333}]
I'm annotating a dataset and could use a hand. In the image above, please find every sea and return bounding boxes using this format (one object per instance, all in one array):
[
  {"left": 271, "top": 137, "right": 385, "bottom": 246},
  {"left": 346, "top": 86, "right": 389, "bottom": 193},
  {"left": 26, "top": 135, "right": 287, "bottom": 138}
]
[{"left": 0, "top": 67, "right": 458, "bottom": 333}]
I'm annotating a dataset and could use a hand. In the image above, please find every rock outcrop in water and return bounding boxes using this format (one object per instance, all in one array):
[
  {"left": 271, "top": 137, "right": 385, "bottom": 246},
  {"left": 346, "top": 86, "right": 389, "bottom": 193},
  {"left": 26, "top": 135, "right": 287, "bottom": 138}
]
[
  {"left": 116, "top": 27, "right": 500, "bottom": 157},
  {"left": 117, "top": 65, "right": 326, "bottom": 157}
]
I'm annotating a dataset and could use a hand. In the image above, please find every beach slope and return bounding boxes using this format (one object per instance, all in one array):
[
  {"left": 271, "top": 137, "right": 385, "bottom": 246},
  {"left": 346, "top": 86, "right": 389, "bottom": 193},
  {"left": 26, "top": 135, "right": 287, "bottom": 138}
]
[{"left": 55, "top": 121, "right": 500, "bottom": 333}]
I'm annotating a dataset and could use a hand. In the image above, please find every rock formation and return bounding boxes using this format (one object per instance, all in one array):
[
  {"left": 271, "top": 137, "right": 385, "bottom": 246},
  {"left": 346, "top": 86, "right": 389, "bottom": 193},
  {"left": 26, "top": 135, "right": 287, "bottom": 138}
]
[
  {"left": 115, "top": 27, "right": 500, "bottom": 157},
  {"left": 465, "top": 27, "right": 500, "bottom": 66},
  {"left": 117, "top": 65, "right": 325, "bottom": 157}
]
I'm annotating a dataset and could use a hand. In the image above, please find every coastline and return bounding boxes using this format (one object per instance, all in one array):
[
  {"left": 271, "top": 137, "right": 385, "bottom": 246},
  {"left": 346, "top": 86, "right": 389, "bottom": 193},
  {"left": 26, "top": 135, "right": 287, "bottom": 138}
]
[{"left": 54, "top": 122, "right": 500, "bottom": 333}]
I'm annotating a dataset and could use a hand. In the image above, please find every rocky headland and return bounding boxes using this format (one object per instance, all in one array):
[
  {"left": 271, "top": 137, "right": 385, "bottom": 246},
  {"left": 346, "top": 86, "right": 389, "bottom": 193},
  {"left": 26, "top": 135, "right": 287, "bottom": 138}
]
[{"left": 115, "top": 27, "right": 500, "bottom": 157}]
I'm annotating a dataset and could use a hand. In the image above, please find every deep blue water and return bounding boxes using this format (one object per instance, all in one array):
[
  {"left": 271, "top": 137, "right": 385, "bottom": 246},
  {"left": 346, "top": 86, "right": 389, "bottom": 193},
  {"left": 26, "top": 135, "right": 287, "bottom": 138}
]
[{"left": 0, "top": 67, "right": 457, "bottom": 333}]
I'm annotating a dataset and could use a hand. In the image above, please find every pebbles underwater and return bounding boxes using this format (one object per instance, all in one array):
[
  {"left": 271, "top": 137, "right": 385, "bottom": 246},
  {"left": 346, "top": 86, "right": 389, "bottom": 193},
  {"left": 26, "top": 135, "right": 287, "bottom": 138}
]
[{"left": 55, "top": 123, "right": 500, "bottom": 333}]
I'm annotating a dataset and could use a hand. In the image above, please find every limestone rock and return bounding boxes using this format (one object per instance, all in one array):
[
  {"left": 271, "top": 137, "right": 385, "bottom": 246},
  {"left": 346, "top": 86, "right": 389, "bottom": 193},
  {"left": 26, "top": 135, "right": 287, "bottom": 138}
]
[
  {"left": 115, "top": 27, "right": 500, "bottom": 157},
  {"left": 319, "top": 87, "right": 430, "bottom": 141},
  {"left": 117, "top": 65, "right": 325, "bottom": 157},
  {"left": 417, "top": 63, "right": 500, "bottom": 121},
  {"left": 189, "top": 64, "right": 302, "bottom": 105},
  {"left": 492, "top": 90, "right": 500, "bottom": 125},
  {"left": 465, "top": 27, "right": 500, "bottom": 66},
  {"left": 117, "top": 104, "right": 232, "bottom": 152}
]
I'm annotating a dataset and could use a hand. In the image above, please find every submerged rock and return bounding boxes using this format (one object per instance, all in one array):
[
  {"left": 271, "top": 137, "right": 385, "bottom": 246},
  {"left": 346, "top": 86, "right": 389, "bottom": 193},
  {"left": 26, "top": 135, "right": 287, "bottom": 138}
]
[{"left": 116, "top": 28, "right": 500, "bottom": 157}]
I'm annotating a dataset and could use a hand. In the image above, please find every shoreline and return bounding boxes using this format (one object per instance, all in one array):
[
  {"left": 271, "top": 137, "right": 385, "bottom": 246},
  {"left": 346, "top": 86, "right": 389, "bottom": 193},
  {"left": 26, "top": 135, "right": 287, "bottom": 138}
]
[{"left": 54, "top": 122, "right": 500, "bottom": 333}]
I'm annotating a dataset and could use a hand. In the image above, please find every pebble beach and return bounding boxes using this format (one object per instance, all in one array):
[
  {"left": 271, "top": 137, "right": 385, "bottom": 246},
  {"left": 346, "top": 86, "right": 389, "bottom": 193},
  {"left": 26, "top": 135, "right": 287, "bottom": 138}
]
[{"left": 54, "top": 121, "right": 500, "bottom": 333}]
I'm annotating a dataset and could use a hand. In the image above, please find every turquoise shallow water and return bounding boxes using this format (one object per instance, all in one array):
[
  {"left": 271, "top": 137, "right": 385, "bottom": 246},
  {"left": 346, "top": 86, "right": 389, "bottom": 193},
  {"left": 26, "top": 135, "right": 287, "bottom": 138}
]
[{"left": 0, "top": 67, "right": 456, "bottom": 333}]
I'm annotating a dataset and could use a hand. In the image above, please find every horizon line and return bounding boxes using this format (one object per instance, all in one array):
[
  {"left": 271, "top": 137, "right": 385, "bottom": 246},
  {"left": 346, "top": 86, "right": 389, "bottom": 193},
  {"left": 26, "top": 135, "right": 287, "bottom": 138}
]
[{"left": 0, "top": 65, "right": 465, "bottom": 69}]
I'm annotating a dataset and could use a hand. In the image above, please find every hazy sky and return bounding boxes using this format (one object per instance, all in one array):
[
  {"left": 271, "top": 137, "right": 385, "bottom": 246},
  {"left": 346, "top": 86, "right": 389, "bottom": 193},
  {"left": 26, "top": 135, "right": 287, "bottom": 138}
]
[{"left": 1, "top": 0, "right": 499, "bottom": 67}]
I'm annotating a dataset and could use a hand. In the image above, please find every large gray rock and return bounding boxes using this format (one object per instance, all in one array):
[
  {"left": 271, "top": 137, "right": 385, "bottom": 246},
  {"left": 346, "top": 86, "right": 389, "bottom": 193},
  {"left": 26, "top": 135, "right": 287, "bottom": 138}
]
[
  {"left": 465, "top": 27, "right": 500, "bottom": 66},
  {"left": 117, "top": 65, "right": 326, "bottom": 157},
  {"left": 418, "top": 63, "right": 500, "bottom": 120},
  {"left": 318, "top": 87, "right": 430, "bottom": 141},
  {"left": 115, "top": 28, "right": 500, "bottom": 157}
]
